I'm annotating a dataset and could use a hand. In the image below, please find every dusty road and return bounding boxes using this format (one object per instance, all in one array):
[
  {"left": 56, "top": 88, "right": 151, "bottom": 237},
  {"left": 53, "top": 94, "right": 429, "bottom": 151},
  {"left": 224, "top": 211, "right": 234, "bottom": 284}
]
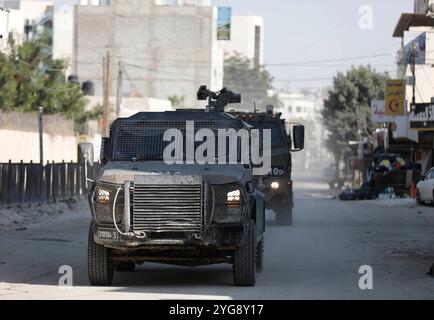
[{"left": 1, "top": 174, "right": 434, "bottom": 300}]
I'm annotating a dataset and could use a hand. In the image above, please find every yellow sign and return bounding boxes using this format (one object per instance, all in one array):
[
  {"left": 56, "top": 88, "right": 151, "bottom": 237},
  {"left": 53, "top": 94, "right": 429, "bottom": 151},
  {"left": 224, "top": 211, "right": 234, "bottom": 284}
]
[{"left": 385, "top": 80, "right": 406, "bottom": 116}]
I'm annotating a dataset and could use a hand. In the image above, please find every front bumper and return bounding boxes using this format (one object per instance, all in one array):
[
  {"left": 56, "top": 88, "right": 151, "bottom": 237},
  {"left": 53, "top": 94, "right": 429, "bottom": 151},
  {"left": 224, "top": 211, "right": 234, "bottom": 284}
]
[
  {"left": 92, "top": 223, "right": 245, "bottom": 250},
  {"left": 90, "top": 178, "right": 249, "bottom": 250}
]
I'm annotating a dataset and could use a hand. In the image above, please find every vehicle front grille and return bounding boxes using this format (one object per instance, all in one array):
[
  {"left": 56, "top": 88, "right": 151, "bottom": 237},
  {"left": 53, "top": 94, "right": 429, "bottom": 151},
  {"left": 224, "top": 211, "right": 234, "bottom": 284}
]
[{"left": 132, "top": 176, "right": 203, "bottom": 234}]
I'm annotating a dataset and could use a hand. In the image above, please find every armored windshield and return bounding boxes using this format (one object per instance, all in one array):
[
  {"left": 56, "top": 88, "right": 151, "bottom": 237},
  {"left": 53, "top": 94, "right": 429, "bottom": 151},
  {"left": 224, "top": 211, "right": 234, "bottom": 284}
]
[
  {"left": 109, "top": 115, "right": 248, "bottom": 162},
  {"left": 243, "top": 119, "right": 287, "bottom": 146}
]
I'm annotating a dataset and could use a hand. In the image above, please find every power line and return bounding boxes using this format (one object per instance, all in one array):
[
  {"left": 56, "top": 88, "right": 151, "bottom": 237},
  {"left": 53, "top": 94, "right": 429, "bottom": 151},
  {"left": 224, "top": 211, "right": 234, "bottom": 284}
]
[{"left": 264, "top": 53, "right": 392, "bottom": 67}]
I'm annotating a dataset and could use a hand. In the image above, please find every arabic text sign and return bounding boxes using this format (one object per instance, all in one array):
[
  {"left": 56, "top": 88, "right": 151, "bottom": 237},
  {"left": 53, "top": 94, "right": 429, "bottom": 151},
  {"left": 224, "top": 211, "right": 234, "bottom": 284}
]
[
  {"left": 385, "top": 80, "right": 406, "bottom": 116},
  {"left": 217, "top": 7, "right": 232, "bottom": 41},
  {"left": 409, "top": 103, "right": 434, "bottom": 131},
  {"left": 371, "top": 100, "right": 393, "bottom": 123}
]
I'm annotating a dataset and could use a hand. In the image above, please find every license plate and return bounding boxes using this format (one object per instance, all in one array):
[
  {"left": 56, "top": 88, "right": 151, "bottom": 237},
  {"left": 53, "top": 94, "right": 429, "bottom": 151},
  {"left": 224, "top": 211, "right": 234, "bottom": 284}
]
[
  {"left": 269, "top": 166, "right": 285, "bottom": 176},
  {"left": 97, "top": 228, "right": 119, "bottom": 240}
]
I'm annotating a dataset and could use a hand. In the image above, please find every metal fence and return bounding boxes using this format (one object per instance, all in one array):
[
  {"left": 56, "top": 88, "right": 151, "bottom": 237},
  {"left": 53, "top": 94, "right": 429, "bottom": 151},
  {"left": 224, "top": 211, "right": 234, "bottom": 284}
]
[{"left": 0, "top": 161, "right": 99, "bottom": 205}]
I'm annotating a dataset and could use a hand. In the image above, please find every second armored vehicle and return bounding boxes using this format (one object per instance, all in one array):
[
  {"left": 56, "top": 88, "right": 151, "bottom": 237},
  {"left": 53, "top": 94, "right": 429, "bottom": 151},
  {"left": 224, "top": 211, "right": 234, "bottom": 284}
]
[{"left": 232, "top": 106, "right": 304, "bottom": 226}]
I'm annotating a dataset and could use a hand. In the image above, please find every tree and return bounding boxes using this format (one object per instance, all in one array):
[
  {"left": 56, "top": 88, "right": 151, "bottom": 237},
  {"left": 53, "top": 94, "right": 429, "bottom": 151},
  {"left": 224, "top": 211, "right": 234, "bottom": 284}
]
[
  {"left": 0, "top": 33, "right": 86, "bottom": 132},
  {"left": 223, "top": 53, "right": 281, "bottom": 111},
  {"left": 168, "top": 95, "right": 185, "bottom": 109},
  {"left": 321, "top": 66, "right": 389, "bottom": 176}
]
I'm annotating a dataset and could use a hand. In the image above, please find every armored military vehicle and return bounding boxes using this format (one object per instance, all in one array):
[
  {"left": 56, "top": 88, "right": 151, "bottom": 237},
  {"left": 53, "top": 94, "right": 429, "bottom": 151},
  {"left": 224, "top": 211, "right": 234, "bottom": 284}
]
[
  {"left": 80, "top": 87, "right": 265, "bottom": 287},
  {"left": 232, "top": 106, "right": 305, "bottom": 226}
]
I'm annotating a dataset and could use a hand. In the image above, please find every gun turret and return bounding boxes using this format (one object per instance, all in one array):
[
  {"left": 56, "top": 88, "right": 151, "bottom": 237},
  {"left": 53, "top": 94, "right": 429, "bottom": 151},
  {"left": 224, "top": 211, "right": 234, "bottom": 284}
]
[{"left": 197, "top": 86, "right": 241, "bottom": 112}]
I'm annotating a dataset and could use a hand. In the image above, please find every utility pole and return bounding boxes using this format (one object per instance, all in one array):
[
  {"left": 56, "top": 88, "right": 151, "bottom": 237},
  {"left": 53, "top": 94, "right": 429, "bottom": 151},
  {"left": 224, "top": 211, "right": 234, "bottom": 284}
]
[
  {"left": 38, "top": 106, "right": 44, "bottom": 166},
  {"left": 116, "top": 61, "right": 123, "bottom": 119},
  {"left": 410, "top": 42, "right": 417, "bottom": 105},
  {"left": 102, "top": 51, "right": 111, "bottom": 137}
]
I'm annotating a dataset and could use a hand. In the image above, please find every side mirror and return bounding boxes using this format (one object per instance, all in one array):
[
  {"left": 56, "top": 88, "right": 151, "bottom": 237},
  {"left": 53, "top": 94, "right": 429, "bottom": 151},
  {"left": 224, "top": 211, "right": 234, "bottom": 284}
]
[
  {"left": 292, "top": 125, "right": 305, "bottom": 151},
  {"left": 246, "top": 181, "right": 254, "bottom": 193},
  {"left": 78, "top": 143, "right": 94, "bottom": 166}
]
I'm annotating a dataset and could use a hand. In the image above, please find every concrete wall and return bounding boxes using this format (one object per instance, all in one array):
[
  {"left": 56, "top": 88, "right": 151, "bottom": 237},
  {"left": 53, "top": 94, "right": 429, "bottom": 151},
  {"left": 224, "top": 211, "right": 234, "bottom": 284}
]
[
  {"left": 74, "top": 0, "right": 223, "bottom": 108},
  {"left": 0, "top": 112, "right": 78, "bottom": 163},
  {"left": 0, "top": 130, "right": 77, "bottom": 163}
]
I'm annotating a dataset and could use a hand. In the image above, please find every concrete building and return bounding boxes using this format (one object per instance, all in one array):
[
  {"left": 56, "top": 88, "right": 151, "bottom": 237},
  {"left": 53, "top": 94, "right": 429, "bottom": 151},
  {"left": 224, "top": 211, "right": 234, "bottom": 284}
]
[
  {"left": 222, "top": 14, "right": 264, "bottom": 66},
  {"left": 73, "top": 0, "right": 224, "bottom": 108}
]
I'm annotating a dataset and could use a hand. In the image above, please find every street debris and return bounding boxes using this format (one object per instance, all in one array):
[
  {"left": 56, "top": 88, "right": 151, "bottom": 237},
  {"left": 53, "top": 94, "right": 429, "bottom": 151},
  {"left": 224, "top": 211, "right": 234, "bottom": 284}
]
[{"left": 0, "top": 199, "right": 88, "bottom": 231}]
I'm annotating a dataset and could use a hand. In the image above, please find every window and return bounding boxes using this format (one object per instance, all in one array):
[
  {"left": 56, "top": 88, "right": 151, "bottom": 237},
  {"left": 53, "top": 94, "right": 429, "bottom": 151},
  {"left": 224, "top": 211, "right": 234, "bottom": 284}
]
[
  {"left": 254, "top": 26, "right": 261, "bottom": 67},
  {"left": 296, "top": 107, "right": 302, "bottom": 113},
  {"left": 288, "top": 106, "right": 292, "bottom": 113}
]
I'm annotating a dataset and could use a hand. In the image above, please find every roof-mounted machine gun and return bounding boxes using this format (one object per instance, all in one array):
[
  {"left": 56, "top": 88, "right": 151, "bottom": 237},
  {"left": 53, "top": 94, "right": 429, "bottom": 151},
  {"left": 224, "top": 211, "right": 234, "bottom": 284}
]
[{"left": 197, "top": 85, "right": 241, "bottom": 112}]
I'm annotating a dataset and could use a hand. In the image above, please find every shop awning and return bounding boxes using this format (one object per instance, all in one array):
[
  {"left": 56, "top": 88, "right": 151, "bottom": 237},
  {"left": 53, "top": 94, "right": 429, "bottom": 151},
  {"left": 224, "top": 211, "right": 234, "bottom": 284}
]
[{"left": 393, "top": 13, "right": 434, "bottom": 38}]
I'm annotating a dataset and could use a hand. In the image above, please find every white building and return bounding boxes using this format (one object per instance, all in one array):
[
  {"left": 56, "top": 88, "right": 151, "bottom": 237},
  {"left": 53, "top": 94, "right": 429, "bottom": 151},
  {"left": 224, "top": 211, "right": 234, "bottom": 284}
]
[
  {"left": 222, "top": 14, "right": 264, "bottom": 66},
  {"left": 73, "top": 0, "right": 224, "bottom": 108},
  {"left": 0, "top": 0, "right": 53, "bottom": 49},
  {"left": 276, "top": 90, "right": 329, "bottom": 161}
]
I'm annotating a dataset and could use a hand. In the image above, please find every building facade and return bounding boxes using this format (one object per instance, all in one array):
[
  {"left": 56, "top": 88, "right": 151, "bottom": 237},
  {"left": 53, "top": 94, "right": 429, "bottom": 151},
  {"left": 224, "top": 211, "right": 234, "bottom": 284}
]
[
  {"left": 222, "top": 14, "right": 264, "bottom": 66},
  {"left": 392, "top": 0, "right": 434, "bottom": 172},
  {"left": 73, "top": 0, "right": 224, "bottom": 108},
  {"left": 0, "top": 0, "right": 54, "bottom": 50},
  {"left": 276, "top": 90, "right": 329, "bottom": 162}
]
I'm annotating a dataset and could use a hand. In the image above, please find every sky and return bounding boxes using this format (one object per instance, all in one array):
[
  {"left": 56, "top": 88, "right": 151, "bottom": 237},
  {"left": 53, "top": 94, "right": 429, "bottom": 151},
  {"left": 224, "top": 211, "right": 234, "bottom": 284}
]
[{"left": 214, "top": 0, "right": 414, "bottom": 91}]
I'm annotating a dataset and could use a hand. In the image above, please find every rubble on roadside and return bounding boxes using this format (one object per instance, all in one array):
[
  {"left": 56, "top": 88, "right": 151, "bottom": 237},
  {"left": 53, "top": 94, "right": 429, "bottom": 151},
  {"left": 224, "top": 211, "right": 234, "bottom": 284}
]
[{"left": 0, "top": 199, "right": 89, "bottom": 231}]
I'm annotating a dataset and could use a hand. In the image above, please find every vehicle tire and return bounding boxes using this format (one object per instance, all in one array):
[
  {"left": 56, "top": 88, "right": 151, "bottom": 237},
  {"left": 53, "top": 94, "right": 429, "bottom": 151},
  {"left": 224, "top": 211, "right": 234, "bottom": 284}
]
[
  {"left": 88, "top": 223, "right": 114, "bottom": 286},
  {"left": 416, "top": 189, "right": 423, "bottom": 205},
  {"left": 115, "top": 262, "right": 135, "bottom": 272},
  {"left": 233, "top": 220, "right": 256, "bottom": 287},
  {"left": 276, "top": 199, "right": 292, "bottom": 226},
  {"left": 256, "top": 239, "right": 264, "bottom": 273},
  {"left": 429, "top": 264, "right": 434, "bottom": 277}
]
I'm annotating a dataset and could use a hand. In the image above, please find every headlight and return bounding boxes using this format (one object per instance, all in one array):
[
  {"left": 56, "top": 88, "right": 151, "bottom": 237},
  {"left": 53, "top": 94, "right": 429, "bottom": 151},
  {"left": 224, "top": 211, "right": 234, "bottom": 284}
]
[
  {"left": 227, "top": 190, "right": 241, "bottom": 207},
  {"left": 271, "top": 182, "right": 280, "bottom": 190},
  {"left": 96, "top": 187, "right": 111, "bottom": 204}
]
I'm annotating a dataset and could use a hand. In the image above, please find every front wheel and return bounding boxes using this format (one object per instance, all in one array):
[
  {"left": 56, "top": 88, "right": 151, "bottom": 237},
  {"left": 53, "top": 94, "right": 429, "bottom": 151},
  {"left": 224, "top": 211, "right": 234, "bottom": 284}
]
[
  {"left": 233, "top": 220, "right": 256, "bottom": 287},
  {"left": 88, "top": 224, "right": 114, "bottom": 286}
]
